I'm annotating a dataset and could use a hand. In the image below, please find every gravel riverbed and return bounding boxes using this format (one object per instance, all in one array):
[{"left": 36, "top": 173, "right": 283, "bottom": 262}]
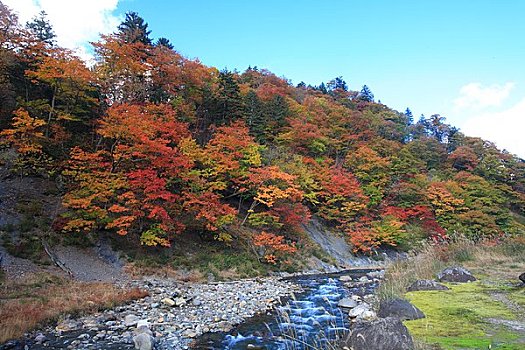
[{"left": 3, "top": 277, "right": 302, "bottom": 350}]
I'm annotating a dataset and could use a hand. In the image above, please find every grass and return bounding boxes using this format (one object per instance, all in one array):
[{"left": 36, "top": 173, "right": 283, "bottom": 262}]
[
  {"left": 378, "top": 237, "right": 525, "bottom": 350},
  {"left": 405, "top": 282, "right": 521, "bottom": 349},
  {"left": 0, "top": 273, "right": 148, "bottom": 343},
  {"left": 126, "top": 244, "right": 274, "bottom": 281}
]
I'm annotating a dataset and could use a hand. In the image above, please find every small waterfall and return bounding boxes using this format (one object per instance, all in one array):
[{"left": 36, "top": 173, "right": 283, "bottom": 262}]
[{"left": 195, "top": 270, "right": 379, "bottom": 350}]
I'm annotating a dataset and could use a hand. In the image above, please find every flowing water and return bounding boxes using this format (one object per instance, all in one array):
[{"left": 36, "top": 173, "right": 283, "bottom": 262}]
[{"left": 194, "top": 269, "right": 380, "bottom": 350}]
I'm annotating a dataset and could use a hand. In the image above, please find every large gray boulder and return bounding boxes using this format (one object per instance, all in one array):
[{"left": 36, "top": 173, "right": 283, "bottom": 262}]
[
  {"left": 407, "top": 279, "right": 449, "bottom": 292},
  {"left": 378, "top": 299, "right": 425, "bottom": 321},
  {"left": 437, "top": 266, "right": 476, "bottom": 283},
  {"left": 340, "top": 317, "right": 414, "bottom": 350}
]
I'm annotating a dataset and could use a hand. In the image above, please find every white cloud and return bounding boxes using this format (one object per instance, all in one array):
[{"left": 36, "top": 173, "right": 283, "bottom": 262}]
[
  {"left": 3, "top": 0, "right": 121, "bottom": 60},
  {"left": 461, "top": 97, "right": 525, "bottom": 158},
  {"left": 454, "top": 82, "right": 515, "bottom": 110}
]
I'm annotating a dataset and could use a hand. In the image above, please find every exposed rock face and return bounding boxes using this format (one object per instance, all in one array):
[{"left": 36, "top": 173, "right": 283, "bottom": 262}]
[
  {"left": 341, "top": 317, "right": 414, "bottom": 350},
  {"left": 519, "top": 272, "right": 525, "bottom": 284},
  {"left": 437, "top": 266, "right": 476, "bottom": 283},
  {"left": 407, "top": 279, "right": 449, "bottom": 292},
  {"left": 378, "top": 299, "right": 425, "bottom": 321}
]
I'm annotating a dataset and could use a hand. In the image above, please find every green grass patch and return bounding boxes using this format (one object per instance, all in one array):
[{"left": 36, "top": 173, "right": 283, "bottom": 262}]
[
  {"left": 405, "top": 281, "right": 524, "bottom": 349},
  {"left": 170, "top": 248, "right": 271, "bottom": 278},
  {"left": 507, "top": 287, "right": 525, "bottom": 308}
]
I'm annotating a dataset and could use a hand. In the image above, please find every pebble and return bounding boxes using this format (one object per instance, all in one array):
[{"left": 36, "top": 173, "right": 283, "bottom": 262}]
[
  {"left": 161, "top": 298, "right": 176, "bottom": 307},
  {"left": 124, "top": 314, "right": 139, "bottom": 327}
]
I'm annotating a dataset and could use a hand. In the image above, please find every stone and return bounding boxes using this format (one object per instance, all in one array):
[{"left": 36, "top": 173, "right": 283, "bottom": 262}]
[
  {"left": 135, "top": 325, "right": 153, "bottom": 337},
  {"left": 338, "top": 297, "right": 358, "bottom": 309},
  {"left": 437, "top": 266, "right": 476, "bottom": 283},
  {"left": 407, "top": 279, "right": 450, "bottom": 292},
  {"left": 55, "top": 319, "right": 80, "bottom": 332},
  {"left": 133, "top": 333, "right": 153, "bottom": 350},
  {"left": 182, "top": 329, "right": 198, "bottom": 338},
  {"left": 161, "top": 298, "right": 176, "bottom": 307},
  {"left": 378, "top": 299, "right": 425, "bottom": 321},
  {"left": 136, "top": 319, "right": 150, "bottom": 328},
  {"left": 175, "top": 297, "right": 187, "bottom": 307},
  {"left": 359, "top": 276, "right": 370, "bottom": 283},
  {"left": 341, "top": 317, "right": 414, "bottom": 350},
  {"left": 519, "top": 272, "right": 525, "bottom": 284},
  {"left": 124, "top": 314, "right": 140, "bottom": 327},
  {"left": 349, "top": 303, "right": 371, "bottom": 319},
  {"left": 34, "top": 334, "right": 46, "bottom": 344},
  {"left": 246, "top": 344, "right": 266, "bottom": 349},
  {"left": 367, "top": 270, "right": 385, "bottom": 279},
  {"left": 339, "top": 275, "right": 353, "bottom": 282},
  {"left": 360, "top": 310, "right": 377, "bottom": 321}
]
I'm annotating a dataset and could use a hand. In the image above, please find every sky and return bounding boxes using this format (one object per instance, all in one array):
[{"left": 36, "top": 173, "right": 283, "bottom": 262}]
[{"left": 4, "top": 0, "right": 525, "bottom": 158}]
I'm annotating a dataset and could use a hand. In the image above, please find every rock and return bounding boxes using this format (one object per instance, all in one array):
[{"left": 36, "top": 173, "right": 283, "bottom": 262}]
[
  {"left": 341, "top": 317, "right": 414, "bottom": 350},
  {"left": 133, "top": 333, "right": 154, "bottom": 350},
  {"left": 135, "top": 325, "right": 153, "bottom": 337},
  {"left": 55, "top": 319, "right": 80, "bottom": 332},
  {"left": 338, "top": 297, "right": 358, "bottom": 309},
  {"left": 437, "top": 266, "right": 476, "bottom": 283},
  {"left": 161, "top": 297, "right": 176, "bottom": 307},
  {"left": 246, "top": 344, "right": 266, "bottom": 349},
  {"left": 339, "top": 275, "right": 352, "bottom": 282},
  {"left": 34, "top": 334, "right": 46, "bottom": 344},
  {"left": 182, "top": 329, "right": 198, "bottom": 338},
  {"left": 349, "top": 303, "right": 371, "bottom": 319},
  {"left": 136, "top": 319, "right": 150, "bottom": 328},
  {"left": 519, "top": 272, "right": 525, "bottom": 284},
  {"left": 359, "top": 309, "right": 377, "bottom": 321},
  {"left": 407, "top": 279, "right": 450, "bottom": 291},
  {"left": 124, "top": 314, "right": 140, "bottom": 327},
  {"left": 378, "top": 299, "right": 425, "bottom": 321},
  {"left": 351, "top": 295, "right": 362, "bottom": 301},
  {"left": 367, "top": 270, "right": 385, "bottom": 279},
  {"left": 175, "top": 297, "right": 187, "bottom": 307},
  {"left": 192, "top": 298, "right": 202, "bottom": 306},
  {"left": 359, "top": 276, "right": 370, "bottom": 283}
]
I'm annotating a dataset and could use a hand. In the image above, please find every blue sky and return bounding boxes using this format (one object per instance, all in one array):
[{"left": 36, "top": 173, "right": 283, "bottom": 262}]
[{"left": 6, "top": 0, "right": 525, "bottom": 157}]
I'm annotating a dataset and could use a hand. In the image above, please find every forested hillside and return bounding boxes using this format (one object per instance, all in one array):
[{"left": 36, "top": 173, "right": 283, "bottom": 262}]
[{"left": 1, "top": 6, "right": 524, "bottom": 266}]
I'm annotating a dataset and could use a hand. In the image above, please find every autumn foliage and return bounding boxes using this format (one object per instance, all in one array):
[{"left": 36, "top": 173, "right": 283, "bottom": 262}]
[{"left": 1, "top": 5, "right": 524, "bottom": 262}]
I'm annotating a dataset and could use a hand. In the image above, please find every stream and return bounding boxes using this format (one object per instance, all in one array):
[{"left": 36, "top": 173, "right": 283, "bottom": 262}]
[{"left": 193, "top": 269, "right": 380, "bottom": 350}]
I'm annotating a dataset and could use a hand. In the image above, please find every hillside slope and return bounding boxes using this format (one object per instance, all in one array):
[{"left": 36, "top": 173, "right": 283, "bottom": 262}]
[{"left": 0, "top": 6, "right": 524, "bottom": 270}]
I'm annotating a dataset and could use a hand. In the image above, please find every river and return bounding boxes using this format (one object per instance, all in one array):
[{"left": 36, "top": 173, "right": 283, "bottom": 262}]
[{"left": 193, "top": 269, "right": 380, "bottom": 350}]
